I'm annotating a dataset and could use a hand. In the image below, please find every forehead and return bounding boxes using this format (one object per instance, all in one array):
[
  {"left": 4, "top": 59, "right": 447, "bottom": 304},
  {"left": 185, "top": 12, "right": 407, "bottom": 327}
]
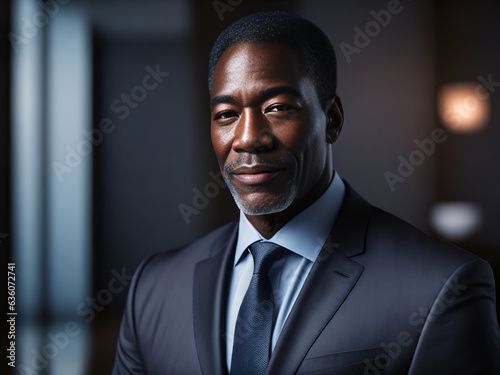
[{"left": 211, "top": 42, "right": 307, "bottom": 97}]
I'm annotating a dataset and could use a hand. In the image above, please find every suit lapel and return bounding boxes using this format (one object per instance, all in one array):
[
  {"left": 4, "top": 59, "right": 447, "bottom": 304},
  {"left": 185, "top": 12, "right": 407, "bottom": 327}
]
[
  {"left": 267, "top": 184, "right": 373, "bottom": 375},
  {"left": 193, "top": 223, "right": 238, "bottom": 375}
]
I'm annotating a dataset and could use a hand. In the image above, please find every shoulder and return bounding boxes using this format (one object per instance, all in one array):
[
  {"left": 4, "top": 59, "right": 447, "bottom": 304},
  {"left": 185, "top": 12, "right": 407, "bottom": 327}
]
[
  {"left": 365, "top": 205, "right": 487, "bottom": 276},
  {"left": 341, "top": 183, "right": 480, "bottom": 268}
]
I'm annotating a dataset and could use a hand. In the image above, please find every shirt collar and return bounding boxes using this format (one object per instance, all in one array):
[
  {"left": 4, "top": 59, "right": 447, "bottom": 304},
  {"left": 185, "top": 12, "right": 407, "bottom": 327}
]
[{"left": 234, "top": 171, "right": 345, "bottom": 266}]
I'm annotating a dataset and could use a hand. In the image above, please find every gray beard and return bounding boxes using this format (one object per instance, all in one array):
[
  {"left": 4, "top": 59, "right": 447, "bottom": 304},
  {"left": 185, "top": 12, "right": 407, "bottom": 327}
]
[{"left": 222, "top": 172, "right": 296, "bottom": 215}]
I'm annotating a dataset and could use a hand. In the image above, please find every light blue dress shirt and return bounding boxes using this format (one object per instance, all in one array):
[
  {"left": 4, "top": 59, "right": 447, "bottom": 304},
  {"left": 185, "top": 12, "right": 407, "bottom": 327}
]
[{"left": 225, "top": 171, "right": 346, "bottom": 370}]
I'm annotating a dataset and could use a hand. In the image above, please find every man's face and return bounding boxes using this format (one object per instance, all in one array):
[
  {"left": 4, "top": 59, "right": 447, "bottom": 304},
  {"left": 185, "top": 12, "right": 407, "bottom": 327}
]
[{"left": 210, "top": 42, "right": 333, "bottom": 215}]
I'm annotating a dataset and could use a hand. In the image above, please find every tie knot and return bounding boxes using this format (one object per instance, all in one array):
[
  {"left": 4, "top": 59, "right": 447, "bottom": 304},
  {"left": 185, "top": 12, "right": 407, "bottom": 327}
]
[{"left": 249, "top": 242, "right": 286, "bottom": 275}]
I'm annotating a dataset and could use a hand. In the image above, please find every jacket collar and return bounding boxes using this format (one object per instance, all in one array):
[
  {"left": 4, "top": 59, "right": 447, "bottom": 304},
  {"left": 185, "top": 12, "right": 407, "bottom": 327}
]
[
  {"left": 193, "top": 222, "right": 238, "bottom": 375},
  {"left": 192, "top": 183, "right": 372, "bottom": 375},
  {"left": 266, "top": 183, "right": 372, "bottom": 374}
]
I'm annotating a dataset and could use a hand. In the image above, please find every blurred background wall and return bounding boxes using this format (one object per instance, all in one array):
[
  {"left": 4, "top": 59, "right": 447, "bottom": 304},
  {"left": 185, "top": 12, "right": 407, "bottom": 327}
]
[{"left": 4, "top": 0, "right": 500, "bottom": 374}]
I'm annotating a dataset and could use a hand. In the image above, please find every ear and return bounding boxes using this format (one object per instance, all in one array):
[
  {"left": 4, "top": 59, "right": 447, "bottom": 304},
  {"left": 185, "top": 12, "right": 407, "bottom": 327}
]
[{"left": 325, "top": 95, "right": 344, "bottom": 144}]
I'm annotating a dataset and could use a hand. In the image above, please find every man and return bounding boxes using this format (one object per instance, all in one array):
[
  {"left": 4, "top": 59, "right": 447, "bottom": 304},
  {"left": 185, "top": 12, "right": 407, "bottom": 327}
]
[{"left": 112, "top": 11, "right": 500, "bottom": 375}]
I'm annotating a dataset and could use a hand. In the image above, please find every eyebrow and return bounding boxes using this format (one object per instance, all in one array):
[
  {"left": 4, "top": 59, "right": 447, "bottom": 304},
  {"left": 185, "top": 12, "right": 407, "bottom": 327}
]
[
  {"left": 210, "top": 85, "right": 303, "bottom": 108},
  {"left": 211, "top": 94, "right": 238, "bottom": 108}
]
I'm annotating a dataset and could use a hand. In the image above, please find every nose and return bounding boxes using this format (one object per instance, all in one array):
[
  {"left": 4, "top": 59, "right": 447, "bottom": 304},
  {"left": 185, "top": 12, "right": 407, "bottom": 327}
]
[{"left": 232, "top": 109, "right": 274, "bottom": 153}]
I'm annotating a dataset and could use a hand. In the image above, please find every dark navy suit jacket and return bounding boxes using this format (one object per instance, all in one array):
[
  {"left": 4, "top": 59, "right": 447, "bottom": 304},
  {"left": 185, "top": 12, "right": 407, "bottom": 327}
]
[{"left": 112, "top": 185, "right": 500, "bottom": 374}]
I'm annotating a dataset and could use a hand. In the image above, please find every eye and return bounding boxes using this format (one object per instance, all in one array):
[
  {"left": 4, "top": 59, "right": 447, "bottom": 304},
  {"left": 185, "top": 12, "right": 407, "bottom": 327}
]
[
  {"left": 214, "top": 110, "right": 238, "bottom": 121},
  {"left": 266, "top": 104, "right": 294, "bottom": 113}
]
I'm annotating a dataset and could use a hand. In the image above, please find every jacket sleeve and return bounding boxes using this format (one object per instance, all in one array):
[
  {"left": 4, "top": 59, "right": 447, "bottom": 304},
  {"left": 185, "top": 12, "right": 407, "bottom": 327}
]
[
  {"left": 407, "top": 258, "right": 500, "bottom": 375},
  {"left": 112, "top": 257, "right": 153, "bottom": 375}
]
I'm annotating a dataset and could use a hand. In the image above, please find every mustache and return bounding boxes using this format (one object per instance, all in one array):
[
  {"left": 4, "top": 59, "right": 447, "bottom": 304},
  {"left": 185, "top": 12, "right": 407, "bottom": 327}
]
[{"left": 224, "top": 154, "right": 291, "bottom": 175}]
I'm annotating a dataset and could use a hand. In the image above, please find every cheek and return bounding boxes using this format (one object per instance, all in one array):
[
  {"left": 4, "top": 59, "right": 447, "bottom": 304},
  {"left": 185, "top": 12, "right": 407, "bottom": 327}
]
[
  {"left": 211, "top": 126, "right": 235, "bottom": 163},
  {"left": 278, "top": 119, "right": 323, "bottom": 158},
  {"left": 285, "top": 117, "right": 328, "bottom": 176}
]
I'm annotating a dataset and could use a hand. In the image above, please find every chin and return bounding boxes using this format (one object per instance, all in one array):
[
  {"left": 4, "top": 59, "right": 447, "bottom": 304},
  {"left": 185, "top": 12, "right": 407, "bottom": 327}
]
[{"left": 231, "top": 190, "right": 296, "bottom": 216}]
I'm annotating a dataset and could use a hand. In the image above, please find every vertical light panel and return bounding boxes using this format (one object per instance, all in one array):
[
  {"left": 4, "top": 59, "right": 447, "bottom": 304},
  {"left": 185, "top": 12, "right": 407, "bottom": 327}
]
[
  {"left": 11, "top": 0, "right": 44, "bottom": 319},
  {"left": 46, "top": 6, "right": 91, "bottom": 316}
]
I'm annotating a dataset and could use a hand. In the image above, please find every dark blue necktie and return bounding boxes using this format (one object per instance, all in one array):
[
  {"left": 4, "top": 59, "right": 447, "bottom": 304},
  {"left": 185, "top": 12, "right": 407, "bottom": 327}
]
[{"left": 230, "top": 241, "right": 286, "bottom": 375}]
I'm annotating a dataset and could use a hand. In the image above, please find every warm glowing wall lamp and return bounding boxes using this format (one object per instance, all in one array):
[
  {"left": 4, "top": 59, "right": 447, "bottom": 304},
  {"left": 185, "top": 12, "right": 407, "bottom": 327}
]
[{"left": 437, "top": 83, "right": 490, "bottom": 133}]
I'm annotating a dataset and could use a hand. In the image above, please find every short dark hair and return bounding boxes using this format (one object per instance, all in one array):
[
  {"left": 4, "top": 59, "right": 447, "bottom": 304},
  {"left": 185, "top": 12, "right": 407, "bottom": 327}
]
[{"left": 208, "top": 11, "right": 337, "bottom": 108}]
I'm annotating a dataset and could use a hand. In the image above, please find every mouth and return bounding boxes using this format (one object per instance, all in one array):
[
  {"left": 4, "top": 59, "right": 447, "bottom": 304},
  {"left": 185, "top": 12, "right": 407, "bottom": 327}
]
[{"left": 231, "top": 164, "right": 283, "bottom": 185}]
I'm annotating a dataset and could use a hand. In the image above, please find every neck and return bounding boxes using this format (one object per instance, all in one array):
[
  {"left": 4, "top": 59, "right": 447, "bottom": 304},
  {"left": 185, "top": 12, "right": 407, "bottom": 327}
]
[{"left": 245, "top": 168, "right": 334, "bottom": 239}]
